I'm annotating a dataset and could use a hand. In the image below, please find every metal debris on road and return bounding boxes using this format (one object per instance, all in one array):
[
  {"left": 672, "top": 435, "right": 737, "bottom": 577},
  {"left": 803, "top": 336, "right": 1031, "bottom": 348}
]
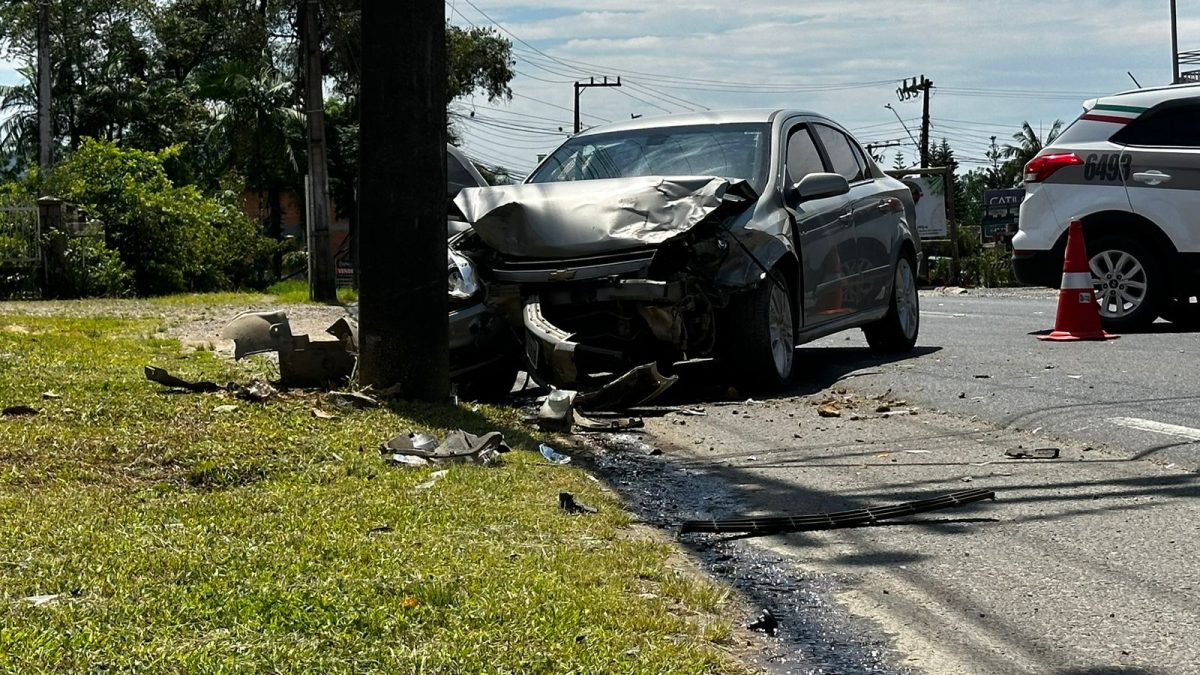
[
  {"left": 539, "top": 443, "right": 572, "bottom": 465},
  {"left": 1005, "top": 448, "right": 1061, "bottom": 460},
  {"left": 677, "top": 488, "right": 996, "bottom": 535},
  {"left": 559, "top": 492, "right": 597, "bottom": 514}
]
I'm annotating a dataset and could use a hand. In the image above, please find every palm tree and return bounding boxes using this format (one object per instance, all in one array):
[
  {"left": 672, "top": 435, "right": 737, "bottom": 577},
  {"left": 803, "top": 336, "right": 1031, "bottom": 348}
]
[
  {"left": 0, "top": 66, "right": 41, "bottom": 168},
  {"left": 1002, "top": 120, "right": 1065, "bottom": 174}
]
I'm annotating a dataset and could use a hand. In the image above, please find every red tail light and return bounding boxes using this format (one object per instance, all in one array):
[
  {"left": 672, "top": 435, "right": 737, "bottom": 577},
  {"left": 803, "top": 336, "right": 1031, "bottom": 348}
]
[{"left": 1024, "top": 153, "right": 1082, "bottom": 184}]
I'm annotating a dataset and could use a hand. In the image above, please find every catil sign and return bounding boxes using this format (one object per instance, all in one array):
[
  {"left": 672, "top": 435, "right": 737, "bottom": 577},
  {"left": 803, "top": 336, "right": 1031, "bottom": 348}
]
[{"left": 982, "top": 188, "right": 1024, "bottom": 242}]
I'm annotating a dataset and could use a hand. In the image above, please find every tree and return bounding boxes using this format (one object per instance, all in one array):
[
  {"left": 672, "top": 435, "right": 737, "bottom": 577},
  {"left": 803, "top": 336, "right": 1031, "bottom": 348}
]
[{"left": 1003, "top": 120, "right": 1064, "bottom": 177}]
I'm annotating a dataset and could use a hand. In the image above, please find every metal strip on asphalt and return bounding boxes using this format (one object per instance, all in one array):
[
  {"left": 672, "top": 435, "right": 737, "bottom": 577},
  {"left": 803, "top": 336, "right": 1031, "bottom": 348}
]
[{"left": 1108, "top": 417, "right": 1200, "bottom": 441}]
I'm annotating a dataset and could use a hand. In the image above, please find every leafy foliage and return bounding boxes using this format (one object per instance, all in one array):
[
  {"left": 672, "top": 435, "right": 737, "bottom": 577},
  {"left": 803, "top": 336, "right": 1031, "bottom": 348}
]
[{"left": 45, "top": 138, "right": 275, "bottom": 295}]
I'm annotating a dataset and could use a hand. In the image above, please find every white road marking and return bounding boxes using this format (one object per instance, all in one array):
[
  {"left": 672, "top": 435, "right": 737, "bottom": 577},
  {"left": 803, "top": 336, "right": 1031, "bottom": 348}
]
[
  {"left": 1108, "top": 417, "right": 1200, "bottom": 441},
  {"left": 924, "top": 311, "right": 969, "bottom": 318}
]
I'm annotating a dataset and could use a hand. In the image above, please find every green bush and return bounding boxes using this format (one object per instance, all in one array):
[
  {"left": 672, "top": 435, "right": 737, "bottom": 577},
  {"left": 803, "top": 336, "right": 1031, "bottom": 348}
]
[{"left": 44, "top": 139, "right": 276, "bottom": 296}]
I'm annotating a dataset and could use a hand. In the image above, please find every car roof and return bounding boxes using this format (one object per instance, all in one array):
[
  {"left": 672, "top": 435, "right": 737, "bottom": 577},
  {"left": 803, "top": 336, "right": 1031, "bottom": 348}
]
[
  {"left": 1095, "top": 82, "right": 1200, "bottom": 109},
  {"left": 574, "top": 109, "right": 824, "bottom": 137}
]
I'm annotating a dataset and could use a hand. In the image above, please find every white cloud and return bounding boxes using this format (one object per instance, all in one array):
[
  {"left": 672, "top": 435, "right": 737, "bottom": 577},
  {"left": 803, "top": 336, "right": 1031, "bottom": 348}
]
[{"left": 450, "top": 1, "right": 1200, "bottom": 172}]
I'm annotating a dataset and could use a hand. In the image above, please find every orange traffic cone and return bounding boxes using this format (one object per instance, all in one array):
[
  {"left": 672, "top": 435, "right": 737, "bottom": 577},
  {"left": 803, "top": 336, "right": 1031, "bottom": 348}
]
[{"left": 1039, "top": 220, "right": 1118, "bottom": 342}]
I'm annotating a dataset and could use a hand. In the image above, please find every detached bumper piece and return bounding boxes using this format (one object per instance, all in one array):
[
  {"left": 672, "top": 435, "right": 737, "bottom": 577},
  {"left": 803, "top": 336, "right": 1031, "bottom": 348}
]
[{"left": 678, "top": 488, "right": 996, "bottom": 536}]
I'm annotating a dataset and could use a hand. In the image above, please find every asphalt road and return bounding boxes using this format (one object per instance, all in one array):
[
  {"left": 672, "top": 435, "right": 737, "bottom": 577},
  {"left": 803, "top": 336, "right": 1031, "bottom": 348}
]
[
  {"left": 806, "top": 288, "right": 1200, "bottom": 473},
  {"left": 612, "top": 289, "right": 1200, "bottom": 674}
]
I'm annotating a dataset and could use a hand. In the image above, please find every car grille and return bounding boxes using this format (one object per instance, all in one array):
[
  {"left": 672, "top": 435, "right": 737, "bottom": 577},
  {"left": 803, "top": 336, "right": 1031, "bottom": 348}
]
[{"left": 490, "top": 249, "right": 657, "bottom": 283}]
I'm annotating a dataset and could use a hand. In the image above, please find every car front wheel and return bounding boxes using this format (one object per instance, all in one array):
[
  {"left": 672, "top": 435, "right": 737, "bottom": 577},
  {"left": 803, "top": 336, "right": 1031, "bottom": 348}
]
[
  {"left": 1088, "top": 236, "right": 1160, "bottom": 331},
  {"left": 723, "top": 268, "right": 795, "bottom": 391},
  {"left": 863, "top": 255, "right": 920, "bottom": 353}
]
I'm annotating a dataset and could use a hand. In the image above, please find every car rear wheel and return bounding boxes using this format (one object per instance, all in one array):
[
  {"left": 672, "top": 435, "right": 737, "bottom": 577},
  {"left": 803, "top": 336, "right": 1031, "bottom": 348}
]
[
  {"left": 1087, "top": 236, "right": 1161, "bottom": 331},
  {"left": 863, "top": 255, "right": 920, "bottom": 353},
  {"left": 723, "top": 268, "right": 795, "bottom": 391}
]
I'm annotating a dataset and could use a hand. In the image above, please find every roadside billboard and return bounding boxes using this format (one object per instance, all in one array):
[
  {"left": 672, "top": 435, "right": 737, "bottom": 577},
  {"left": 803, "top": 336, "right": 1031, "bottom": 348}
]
[
  {"left": 982, "top": 189, "right": 1023, "bottom": 242},
  {"left": 897, "top": 175, "right": 948, "bottom": 239}
]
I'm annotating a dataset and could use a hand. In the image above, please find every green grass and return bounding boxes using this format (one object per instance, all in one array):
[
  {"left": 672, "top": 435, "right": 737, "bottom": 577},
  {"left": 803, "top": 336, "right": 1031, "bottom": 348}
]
[
  {"left": 265, "top": 279, "right": 358, "bottom": 305},
  {"left": 0, "top": 309, "right": 737, "bottom": 673}
]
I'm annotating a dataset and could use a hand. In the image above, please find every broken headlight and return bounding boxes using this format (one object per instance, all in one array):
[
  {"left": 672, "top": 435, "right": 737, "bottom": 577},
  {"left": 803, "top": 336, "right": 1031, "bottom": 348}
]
[{"left": 448, "top": 250, "right": 481, "bottom": 300}]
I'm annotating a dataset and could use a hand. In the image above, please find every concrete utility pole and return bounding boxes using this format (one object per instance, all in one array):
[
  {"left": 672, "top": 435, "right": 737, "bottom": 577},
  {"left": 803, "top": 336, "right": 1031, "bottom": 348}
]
[
  {"left": 897, "top": 75, "right": 933, "bottom": 167},
  {"left": 573, "top": 76, "right": 621, "bottom": 134},
  {"left": 302, "top": 0, "right": 337, "bottom": 303},
  {"left": 357, "top": 0, "right": 449, "bottom": 399},
  {"left": 1173, "top": 0, "right": 1181, "bottom": 83},
  {"left": 37, "top": 0, "right": 51, "bottom": 171}
]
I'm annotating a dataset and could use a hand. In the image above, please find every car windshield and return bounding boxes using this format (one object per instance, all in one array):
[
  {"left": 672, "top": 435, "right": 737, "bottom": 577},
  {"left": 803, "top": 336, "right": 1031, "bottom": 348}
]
[{"left": 528, "top": 123, "right": 771, "bottom": 192}]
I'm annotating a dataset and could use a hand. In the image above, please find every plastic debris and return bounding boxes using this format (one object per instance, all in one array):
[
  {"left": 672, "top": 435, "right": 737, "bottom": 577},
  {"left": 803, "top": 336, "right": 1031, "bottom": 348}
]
[
  {"left": 383, "top": 429, "right": 510, "bottom": 465},
  {"left": 23, "top": 594, "right": 61, "bottom": 607},
  {"left": 559, "top": 492, "right": 597, "bottom": 514},
  {"left": 415, "top": 469, "right": 450, "bottom": 491},
  {"left": 1, "top": 405, "right": 38, "bottom": 417},
  {"left": 747, "top": 609, "right": 778, "bottom": 635},
  {"left": 539, "top": 443, "right": 572, "bottom": 465},
  {"left": 328, "top": 391, "right": 380, "bottom": 409},
  {"left": 537, "top": 389, "right": 576, "bottom": 432},
  {"left": 679, "top": 488, "right": 996, "bottom": 535},
  {"left": 213, "top": 404, "right": 238, "bottom": 414},
  {"left": 311, "top": 408, "right": 334, "bottom": 419},
  {"left": 238, "top": 380, "right": 276, "bottom": 403},
  {"left": 575, "top": 362, "right": 678, "bottom": 411},
  {"left": 1005, "top": 448, "right": 1060, "bottom": 460},
  {"left": 41, "top": 391, "right": 61, "bottom": 400},
  {"left": 143, "top": 366, "right": 222, "bottom": 393}
]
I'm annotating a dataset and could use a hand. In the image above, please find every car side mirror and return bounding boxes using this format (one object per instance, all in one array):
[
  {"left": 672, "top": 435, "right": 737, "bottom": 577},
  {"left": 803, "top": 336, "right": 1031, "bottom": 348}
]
[{"left": 789, "top": 172, "right": 851, "bottom": 203}]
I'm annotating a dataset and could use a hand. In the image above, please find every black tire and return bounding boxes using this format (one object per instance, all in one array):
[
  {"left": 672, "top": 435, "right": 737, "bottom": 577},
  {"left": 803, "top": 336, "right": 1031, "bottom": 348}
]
[
  {"left": 456, "top": 359, "right": 520, "bottom": 402},
  {"left": 722, "top": 268, "right": 795, "bottom": 392},
  {"left": 863, "top": 254, "right": 920, "bottom": 353},
  {"left": 1087, "top": 235, "right": 1162, "bottom": 331}
]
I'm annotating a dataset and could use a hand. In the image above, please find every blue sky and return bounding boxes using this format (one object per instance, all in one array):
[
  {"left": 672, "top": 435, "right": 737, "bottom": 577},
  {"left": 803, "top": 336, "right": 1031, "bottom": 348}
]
[{"left": 447, "top": 0, "right": 1200, "bottom": 177}]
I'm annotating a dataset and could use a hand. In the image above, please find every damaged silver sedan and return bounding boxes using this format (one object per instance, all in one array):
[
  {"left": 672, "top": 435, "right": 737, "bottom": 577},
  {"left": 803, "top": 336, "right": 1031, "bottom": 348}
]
[{"left": 453, "top": 109, "right": 922, "bottom": 391}]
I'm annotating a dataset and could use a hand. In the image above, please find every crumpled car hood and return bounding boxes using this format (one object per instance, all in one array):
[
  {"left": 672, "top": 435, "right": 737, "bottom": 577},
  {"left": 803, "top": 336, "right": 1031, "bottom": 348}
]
[{"left": 454, "top": 175, "right": 756, "bottom": 258}]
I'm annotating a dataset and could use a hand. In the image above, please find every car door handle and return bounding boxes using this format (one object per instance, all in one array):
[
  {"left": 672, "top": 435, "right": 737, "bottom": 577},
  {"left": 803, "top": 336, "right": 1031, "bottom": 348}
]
[
  {"left": 1132, "top": 171, "right": 1172, "bottom": 186},
  {"left": 837, "top": 212, "right": 854, "bottom": 223}
]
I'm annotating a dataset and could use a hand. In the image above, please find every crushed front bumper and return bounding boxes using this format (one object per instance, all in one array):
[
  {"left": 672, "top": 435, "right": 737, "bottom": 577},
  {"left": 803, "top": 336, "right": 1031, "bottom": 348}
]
[{"left": 520, "top": 279, "right": 687, "bottom": 386}]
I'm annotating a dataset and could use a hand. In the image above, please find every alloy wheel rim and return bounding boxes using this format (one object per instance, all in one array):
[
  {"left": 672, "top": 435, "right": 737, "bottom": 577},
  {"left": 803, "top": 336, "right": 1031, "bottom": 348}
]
[
  {"left": 768, "top": 282, "right": 794, "bottom": 378},
  {"left": 1089, "top": 249, "right": 1147, "bottom": 319},
  {"left": 895, "top": 259, "right": 918, "bottom": 339}
]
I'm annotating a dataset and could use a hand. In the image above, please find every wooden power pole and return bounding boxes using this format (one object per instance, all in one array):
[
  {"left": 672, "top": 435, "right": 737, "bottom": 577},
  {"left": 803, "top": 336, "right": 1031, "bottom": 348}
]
[
  {"left": 302, "top": 0, "right": 337, "bottom": 303},
  {"left": 357, "top": 0, "right": 449, "bottom": 399},
  {"left": 37, "top": 0, "right": 51, "bottom": 171}
]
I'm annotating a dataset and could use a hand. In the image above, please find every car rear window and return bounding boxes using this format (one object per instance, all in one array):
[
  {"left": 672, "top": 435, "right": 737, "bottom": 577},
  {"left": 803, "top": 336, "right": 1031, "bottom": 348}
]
[{"left": 1112, "top": 99, "right": 1200, "bottom": 147}]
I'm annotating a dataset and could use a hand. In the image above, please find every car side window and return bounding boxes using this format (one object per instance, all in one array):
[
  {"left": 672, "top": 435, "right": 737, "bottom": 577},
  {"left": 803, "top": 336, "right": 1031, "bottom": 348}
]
[
  {"left": 1113, "top": 100, "right": 1200, "bottom": 147},
  {"left": 785, "top": 126, "right": 825, "bottom": 184},
  {"left": 814, "top": 124, "right": 865, "bottom": 182}
]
